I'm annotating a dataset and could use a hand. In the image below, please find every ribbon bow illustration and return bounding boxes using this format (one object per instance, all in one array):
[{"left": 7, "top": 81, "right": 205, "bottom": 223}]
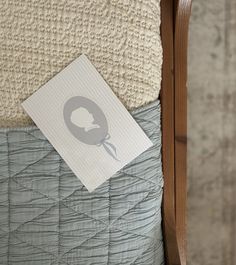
[{"left": 96, "top": 134, "right": 119, "bottom": 161}]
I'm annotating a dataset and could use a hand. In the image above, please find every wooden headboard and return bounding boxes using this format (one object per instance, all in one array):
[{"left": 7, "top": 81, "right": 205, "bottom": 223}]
[{"left": 160, "top": 1, "right": 192, "bottom": 265}]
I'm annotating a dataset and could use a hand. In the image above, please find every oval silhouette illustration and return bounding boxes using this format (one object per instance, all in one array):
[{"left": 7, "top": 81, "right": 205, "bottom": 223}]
[
  {"left": 63, "top": 96, "right": 108, "bottom": 145},
  {"left": 63, "top": 96, "right": 119, "bottom": 161}
]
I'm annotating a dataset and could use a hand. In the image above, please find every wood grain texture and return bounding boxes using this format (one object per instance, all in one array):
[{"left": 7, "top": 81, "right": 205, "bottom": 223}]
[
  {"left": 161, "top": 0, "right": 192, "bottom": 264},
  {"left": 160, "top": 0, "right": 180, "bottom": 264},
  {"left": 174, "top": 1, "right": 192, "bottom": 265}
]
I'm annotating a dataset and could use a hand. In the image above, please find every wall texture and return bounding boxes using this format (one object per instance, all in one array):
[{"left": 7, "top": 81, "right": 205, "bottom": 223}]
[{"left": 188, "top": 0, "right": 236, "bottom": 264}]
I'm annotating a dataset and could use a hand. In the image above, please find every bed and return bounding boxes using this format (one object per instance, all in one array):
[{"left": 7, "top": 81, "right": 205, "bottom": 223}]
[{"left": 0, "top": 1, "right": 192, "bottom": 264}]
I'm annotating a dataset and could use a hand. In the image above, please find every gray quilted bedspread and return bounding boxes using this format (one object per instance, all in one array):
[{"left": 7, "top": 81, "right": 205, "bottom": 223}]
[{"left": 0, "top": 100, "right": 164, "bottom": 265}]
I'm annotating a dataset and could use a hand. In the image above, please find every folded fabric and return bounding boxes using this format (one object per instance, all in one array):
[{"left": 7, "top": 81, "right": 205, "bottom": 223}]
[
  {"left": 0, "top": 0, "right": 162, "bottom": 127},
  {"left": 0, "top": 100, "right": 164, "bottom": 265}
]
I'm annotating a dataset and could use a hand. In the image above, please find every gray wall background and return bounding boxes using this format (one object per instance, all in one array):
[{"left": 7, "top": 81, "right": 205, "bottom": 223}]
[{"left": 188, "top": 0, "right": 236, "bottom": 264}]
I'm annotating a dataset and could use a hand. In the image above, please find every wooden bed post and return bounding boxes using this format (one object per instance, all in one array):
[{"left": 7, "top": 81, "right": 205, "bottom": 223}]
[{"left": 160, "top": 0, "right": 192, "bottom": 264}]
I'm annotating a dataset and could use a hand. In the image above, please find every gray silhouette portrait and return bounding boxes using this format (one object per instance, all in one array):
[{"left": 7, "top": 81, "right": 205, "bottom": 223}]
[
  {"left": 63, "top": 96, "right": 119, "bottom": 160},
  {"left": 71, "top": 108, "right": 100, "bottom": 132}
]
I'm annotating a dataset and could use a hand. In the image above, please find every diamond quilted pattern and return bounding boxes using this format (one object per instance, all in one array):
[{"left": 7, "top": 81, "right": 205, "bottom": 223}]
[{"left": 0, "top": 100, "right": 164, "bottom": 265}]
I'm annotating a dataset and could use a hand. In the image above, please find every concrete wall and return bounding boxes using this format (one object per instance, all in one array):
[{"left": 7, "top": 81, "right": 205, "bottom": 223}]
[{"left": 188, "top": 0, "right": 236, "bottom": 264}]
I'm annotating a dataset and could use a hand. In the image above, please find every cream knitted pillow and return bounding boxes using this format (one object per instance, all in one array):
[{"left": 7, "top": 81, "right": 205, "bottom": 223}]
[{"left": 0, "top": 0, "right": 162, "bottom": 127}]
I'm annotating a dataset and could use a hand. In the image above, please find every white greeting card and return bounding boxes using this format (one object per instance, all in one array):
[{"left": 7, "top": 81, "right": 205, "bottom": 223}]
[{"left": 22, "top": 55, "right": 153, "bottom": 192}]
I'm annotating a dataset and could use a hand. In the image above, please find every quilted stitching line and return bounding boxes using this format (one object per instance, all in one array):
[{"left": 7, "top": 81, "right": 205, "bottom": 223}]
[
  {"left": 0, "top": 203, "right": 58, "bottom": 237},
  {"left": 110, "top": 190, "right": 153, "bottom": 226},
  {"left": 7, "top": 158, "right": 109, "bottom": 265},
  {"left": 1, "top": 140, "right": 95, "bottom": 264},
  {"left": 134, "top": 117, "right": 158, "bottom": 128},
  {"left": 58, "top": 185, "right": 156, "bottom": 263},
  {"left": 10, "top": 149, "right": 55, "bottom": 178},
  {"left": 6, "top": 132, "right": 11, "bottom": 265},
  {"left": 7, "top": 130, "right": 47, "bottom": 142},
  {"left": 129, "top": 245, "right": 154, "bottom": 265},
  {"left": 59, "top": 225, "right": 108, "bottom": 263},
  {"left": 109, "top": 190, "right": 155, "bottom": 242},
  {"left": 60, "top": 201, "right": 108, "bottom": 231},
  {"left": 119, "top": 170, "right": 157, "bottom": 186},
  {"left": 2, "top": 138, "right": 70, "bottom": 265},
  {"left": 61, "top": 196, "right": 108, "bottom": 227},
  {"left": 111, "top": 226, "right": 154, "bottom": 241},
  {"left": 57, "top": 185, "right": 84, "bottom": 201},
  {"left": 104, "top": 186, "right": 158, "bottom": 265},
  {"left": 6, "top": 138, "right": 107, "bottom": 229},
  {"left": 58, "top": 154, "right": 61, "bottom": 263},
  {"left": 0, "top": 204, "right": 107, "bottom": 265},
  {"left": 8, "top": 231, "right": 59, "bottom": 263},
  {"left": 6, "top": 132, "right": 107, "bottom": 230},
  {"left": 11, "top": 181, "right": 154, "bottom": 261},
  {"left": 60, "top": 175, "right": 157, "bottom": 265},
  {"left": 103, "top": 188, "right": 157, "bottom": 265},
  {"left": 0, "top": 227, "right": 10, "bottom": 239},
  {"left": 22, "top": 130, "right": 48, "bottom": 142},
  {"left": 11, "top": 176, "right": 56, "bottom": 203},
  {"left": 12, "top": 174, "right": 107, "bottom": 227},
  {"left": 107, "top": 178, "right": 111, "bottom": 265},
  {"left": 1, "top": 116, "right": 163, "bottom": 265},
  {"left": 130, "top": 239, "right": 164, "bottom": 265},
  {"left": 12, "top": 171, "right": 77, "bottom": 203}
]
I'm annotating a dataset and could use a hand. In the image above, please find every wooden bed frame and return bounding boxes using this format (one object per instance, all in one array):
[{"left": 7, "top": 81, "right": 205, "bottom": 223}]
[{"left": 160, "top": 1, "right": 192, "bottom": 265}]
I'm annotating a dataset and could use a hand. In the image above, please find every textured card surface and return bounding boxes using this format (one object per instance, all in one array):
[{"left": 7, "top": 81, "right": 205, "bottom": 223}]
[{"left": 22, "top": 54, "right": 153, "bottom": 192}]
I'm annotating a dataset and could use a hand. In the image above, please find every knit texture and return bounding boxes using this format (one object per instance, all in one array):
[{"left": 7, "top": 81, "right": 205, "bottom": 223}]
[{"left": 0, "top": 0, "right": 162, "bottom": 127}]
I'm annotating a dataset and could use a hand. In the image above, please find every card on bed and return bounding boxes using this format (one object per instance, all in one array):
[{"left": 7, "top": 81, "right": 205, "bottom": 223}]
[{"left": 22, "top": 54, "right": 153, "bottom": 192}]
